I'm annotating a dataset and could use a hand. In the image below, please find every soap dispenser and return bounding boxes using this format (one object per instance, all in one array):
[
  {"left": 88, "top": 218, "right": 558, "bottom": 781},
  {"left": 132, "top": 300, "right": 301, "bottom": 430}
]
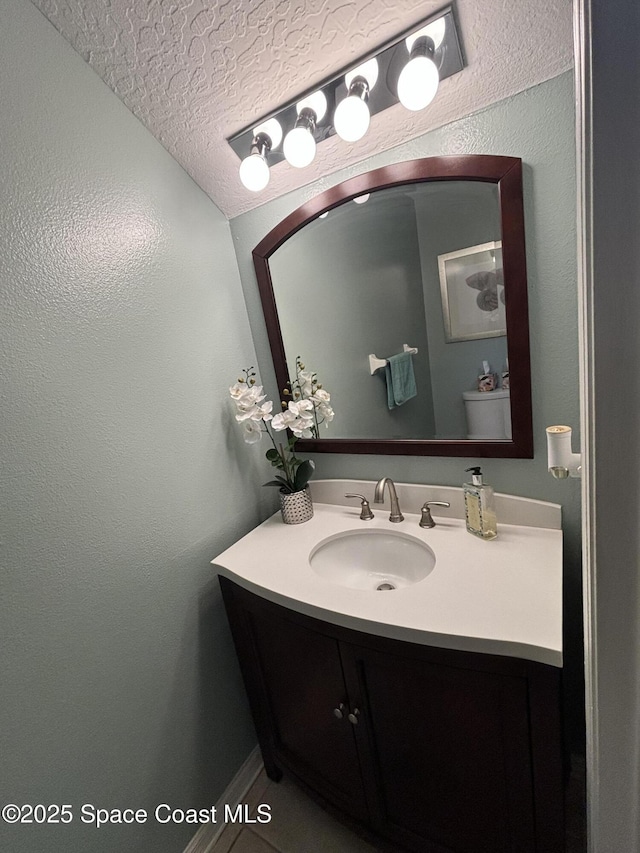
[{"left": 463, "top": 467, "right": 497, "bottom": 540}]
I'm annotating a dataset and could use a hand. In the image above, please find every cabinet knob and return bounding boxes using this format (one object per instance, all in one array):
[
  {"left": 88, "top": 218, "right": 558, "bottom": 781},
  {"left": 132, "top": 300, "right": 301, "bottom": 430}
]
[
  {"left": 348, "top": 708, "right": 360, "bottom": 725},
  {"left": 333, "top": 703, "right": 346, "bottom": 719}
]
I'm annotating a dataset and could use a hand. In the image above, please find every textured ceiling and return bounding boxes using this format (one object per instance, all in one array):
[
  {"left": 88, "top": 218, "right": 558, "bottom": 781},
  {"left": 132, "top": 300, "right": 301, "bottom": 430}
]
[{"left": 31, "top": 0, "right": 573, "bottom": 219}]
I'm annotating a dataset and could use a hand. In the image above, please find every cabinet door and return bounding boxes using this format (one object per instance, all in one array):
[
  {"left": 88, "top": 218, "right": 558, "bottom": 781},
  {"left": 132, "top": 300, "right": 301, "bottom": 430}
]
[
  {"left": 342, "top": 642, "right": 536, "bottom": 853},
  {"left": 220, "top": 580, "right": 368, "bottom": 820}
]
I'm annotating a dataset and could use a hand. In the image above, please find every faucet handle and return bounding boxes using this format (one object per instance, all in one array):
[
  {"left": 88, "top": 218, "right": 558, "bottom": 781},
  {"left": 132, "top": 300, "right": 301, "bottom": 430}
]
[
  {"left": 419, "top": 501, "right": 451, "bottom": 529},
  {"left": 345, "top": 493, "right": 374, "bottom": 520}
]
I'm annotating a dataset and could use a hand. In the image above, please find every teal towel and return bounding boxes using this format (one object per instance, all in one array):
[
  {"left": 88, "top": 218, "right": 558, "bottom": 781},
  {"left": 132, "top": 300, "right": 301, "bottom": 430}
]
[{"left": 385, "top": 352, "right": 417, "bottom": 409}]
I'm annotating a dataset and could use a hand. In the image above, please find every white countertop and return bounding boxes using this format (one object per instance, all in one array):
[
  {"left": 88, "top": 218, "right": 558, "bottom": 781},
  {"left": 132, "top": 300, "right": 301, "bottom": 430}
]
[{"left": 212, "top": 491, "right": 563, "bottom": 668}]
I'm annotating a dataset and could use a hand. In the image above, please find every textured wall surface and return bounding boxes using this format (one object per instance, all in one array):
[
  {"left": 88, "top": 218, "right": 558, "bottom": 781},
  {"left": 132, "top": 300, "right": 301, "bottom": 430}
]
[
  {"left": 231, "top": 71, "right": 584, "bottom": 738},
  {"left": 0, "top": 2, "right": 266, "bottom": 851},
  {"left": 30, "top": 0, "right": 574, "bottom": 218}
]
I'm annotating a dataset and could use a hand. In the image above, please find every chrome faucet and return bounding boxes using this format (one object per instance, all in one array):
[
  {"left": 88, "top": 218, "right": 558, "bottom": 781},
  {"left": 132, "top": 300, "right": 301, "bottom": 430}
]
[{"left": 374, "top": 477, "right": 404, "bottom": 523}]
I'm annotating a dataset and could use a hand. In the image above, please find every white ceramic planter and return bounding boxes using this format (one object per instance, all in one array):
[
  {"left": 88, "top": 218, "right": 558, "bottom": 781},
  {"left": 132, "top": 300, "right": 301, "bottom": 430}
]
[{"left": 280, "top": 487, "right": 313, "bottom": 524}]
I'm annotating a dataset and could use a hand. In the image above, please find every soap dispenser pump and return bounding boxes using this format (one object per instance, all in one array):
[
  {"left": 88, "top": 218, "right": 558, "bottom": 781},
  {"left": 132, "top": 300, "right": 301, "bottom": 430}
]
[{"left": 463, "top": 467, "right": 497, "bottom": 540}]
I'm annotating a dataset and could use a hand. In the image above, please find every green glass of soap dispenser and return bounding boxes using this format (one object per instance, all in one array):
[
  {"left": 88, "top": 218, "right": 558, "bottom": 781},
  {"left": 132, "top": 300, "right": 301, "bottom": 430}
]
[{"left": 463, "top": 467, "right": 497, "bottom": 540}]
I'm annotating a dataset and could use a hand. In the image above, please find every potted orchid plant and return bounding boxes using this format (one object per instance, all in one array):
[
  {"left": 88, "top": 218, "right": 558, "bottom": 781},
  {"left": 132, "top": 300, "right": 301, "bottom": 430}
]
[{"left": 230, "top": 358, "right": 334, "bottom": 523}]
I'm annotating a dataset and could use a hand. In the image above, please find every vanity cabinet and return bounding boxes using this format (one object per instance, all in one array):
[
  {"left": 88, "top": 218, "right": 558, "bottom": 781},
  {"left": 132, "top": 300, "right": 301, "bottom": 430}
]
[{"left": 220, "top": 577, "right": 564, "bottom": 853}]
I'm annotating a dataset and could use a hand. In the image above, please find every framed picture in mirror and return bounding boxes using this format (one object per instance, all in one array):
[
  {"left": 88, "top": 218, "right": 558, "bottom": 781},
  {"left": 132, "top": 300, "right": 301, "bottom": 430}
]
[{"left": 438, "top": 241, "right": 506, "bottom": 343}]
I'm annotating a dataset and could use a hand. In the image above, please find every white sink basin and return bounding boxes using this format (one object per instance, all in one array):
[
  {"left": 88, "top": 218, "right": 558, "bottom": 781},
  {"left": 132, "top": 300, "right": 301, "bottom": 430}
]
[{"left": 309, "top": 529, "right": 436, "bottom": 590}]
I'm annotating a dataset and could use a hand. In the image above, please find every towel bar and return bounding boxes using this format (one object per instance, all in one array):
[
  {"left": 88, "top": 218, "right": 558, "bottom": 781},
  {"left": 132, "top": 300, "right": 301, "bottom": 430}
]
[{"left": 369, "top": 344, "right": 418, "bottom": 375}]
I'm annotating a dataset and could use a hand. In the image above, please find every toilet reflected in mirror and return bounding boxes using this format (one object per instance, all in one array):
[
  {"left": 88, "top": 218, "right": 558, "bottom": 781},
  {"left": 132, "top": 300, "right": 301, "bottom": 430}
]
[{"left": 462, "top": 389, "right": 512, "bottom": 440}]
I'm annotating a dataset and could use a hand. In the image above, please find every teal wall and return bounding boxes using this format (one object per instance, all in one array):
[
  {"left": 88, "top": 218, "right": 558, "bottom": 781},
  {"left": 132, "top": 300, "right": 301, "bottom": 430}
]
[
  {"left": 230, "top": 72, "right": 584, "bottom": 740},
  {"left": 0, "top": 2, "right": 267, "bottom": 851}
]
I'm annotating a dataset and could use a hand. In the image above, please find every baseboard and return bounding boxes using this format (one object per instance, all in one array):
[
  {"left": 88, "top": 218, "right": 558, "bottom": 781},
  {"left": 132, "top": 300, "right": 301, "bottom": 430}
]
[{"left": 183, "top": 745, "right": 264, "bottom": 853}]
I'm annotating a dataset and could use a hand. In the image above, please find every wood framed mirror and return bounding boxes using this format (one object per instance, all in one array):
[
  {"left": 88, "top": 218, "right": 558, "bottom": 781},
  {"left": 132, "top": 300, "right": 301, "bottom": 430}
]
[{"left": 253, "top": 156, "right": 533, "bottom": 457}]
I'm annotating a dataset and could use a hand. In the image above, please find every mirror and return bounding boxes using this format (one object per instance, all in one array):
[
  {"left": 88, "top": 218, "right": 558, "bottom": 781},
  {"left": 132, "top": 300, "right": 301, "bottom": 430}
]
[{"left": 253, "top": 156, "right": 532, "bottom": 457}]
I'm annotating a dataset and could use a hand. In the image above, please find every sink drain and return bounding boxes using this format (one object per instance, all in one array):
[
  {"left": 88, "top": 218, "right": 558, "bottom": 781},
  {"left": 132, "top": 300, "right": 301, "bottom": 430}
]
[{"left": 376, "top": 582, "right": 396, "bottom": 591}]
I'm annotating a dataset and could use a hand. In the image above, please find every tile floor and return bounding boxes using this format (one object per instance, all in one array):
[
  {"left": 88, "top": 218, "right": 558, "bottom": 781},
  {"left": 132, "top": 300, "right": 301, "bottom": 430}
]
[
  {"left": 212, "top": 769, "right": 380, "bottom": 853},
  {"left": 212, "top": 757, "right": 586, "bottom": 853}
]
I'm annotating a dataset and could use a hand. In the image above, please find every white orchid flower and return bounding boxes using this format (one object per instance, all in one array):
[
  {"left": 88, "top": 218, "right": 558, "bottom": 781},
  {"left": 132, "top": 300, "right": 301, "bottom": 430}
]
[
  {"left": 311, "top": 388, "right": 330, "bottom": 404},
  {"left": 318, "top": 403, "right": 334, "bottom": 424},
  {"left": 254, "top": 400, "right": 273, "bottom": 421},
  {"left": 284, "top": 398, "right": 316, "bottom": 436},
  {"left": 230, "top": 382, "right": 263, "bottom": 400},
  {"left": 233, "top": 386, "right": 266, "bottom": 411},
  {"left": 273, "top": 398, "right": 315, "bottom": 435},
  {"left": 288, "top": 399, "right": 314, "bottom": 417},
  {"left": 229, "top": 382, "right": 246, "bottom": 400},
  {"left": 236, "top": 398, "right": 274, "bottom": 423},
  {"left": 271, "top": 409, "right": 296, "bottom": 431},
  {"left": 271, "top": 403, "right": 298, "bottom": 431},
  {"left": 291, "top": 424, "right": 314, "bottom": 438},
  {"left": 242, "top": 420, "right": 263, "bottom": 444},
  {"left": 270, "top": 413, "right": 285, "bottom": 431},
  {"left": 298, "top": 370, "right": 315, "bottom": 396},
  {"left": 235, "top": 405, "right": 262, "bottom": 422}
]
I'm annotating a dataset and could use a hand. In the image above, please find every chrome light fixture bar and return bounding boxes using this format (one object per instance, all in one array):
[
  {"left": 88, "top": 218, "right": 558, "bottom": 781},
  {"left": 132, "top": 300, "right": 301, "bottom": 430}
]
[{"left": 230, "top": 5, "right": 464, "bottom": 191}]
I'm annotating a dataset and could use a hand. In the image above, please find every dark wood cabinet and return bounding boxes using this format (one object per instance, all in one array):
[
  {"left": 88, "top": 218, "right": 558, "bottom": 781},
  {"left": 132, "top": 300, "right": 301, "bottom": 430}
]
[{"left": 220, "top": 577, "right": 564, "bottom": 852}]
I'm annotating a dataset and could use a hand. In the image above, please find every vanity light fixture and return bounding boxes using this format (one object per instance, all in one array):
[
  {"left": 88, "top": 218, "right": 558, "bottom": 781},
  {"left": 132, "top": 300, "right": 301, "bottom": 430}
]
[{"left": 228, "top": 5, "right": 464, "bottom": 191}]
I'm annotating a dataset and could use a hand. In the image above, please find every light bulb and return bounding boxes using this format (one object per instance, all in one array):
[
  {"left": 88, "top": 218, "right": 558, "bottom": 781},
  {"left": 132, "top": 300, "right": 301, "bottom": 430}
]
[
  {"left": 407, "top": 18, "right": 446, "bottom": 52},
  {"left": 283, "top": 125, "right": 316, "bottom": 168},
  {"left": 334, "top": 95, "right": 370, "bottom": 142},
  {"left": 397, "top": 53, "right": 439, "bottom": 111},
  {"left": 298, "top": 91, "right": 327, "bottom": 123},
  {"left": 253, "top": 118, "right": 282, "bottom": 151},
  {"left": 284, "top": 101, "right": 320, "bottom": 168},
  {"left": 345, "top": 58, "right": 379, "bottom": 91},
  {"left": 335, "top": 59, "right": 377, "bottom": 143},
  {"left": 353, "top": 193, "right": 370, "bottom": 204},
  {"left": 238, "top": 152, "right": 270, "bottom": 192}
]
